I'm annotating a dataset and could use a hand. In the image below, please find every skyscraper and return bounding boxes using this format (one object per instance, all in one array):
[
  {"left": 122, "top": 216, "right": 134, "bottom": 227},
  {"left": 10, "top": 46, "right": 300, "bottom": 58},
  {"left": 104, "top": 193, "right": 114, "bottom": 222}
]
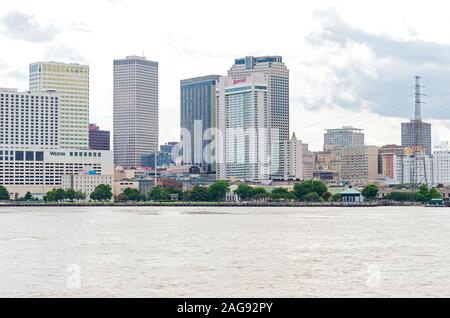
[
  {"left": 324, "top": 126, "right": 364, "bottom": 150},
  {"left": 401, "top": 76, "right": 432, "bottom": 155},
  {"left": 228, "top": 56, "right": 289, "bottom": 178},
  {"left": 180, "top": 75, "right": 220, "bottom": 173},
  {"left": 216, "top": 74, "right": 270, "bottom": 181},
  {"left": 228, "top": 56, "right": 289, "bottom": 142},
  {"left": 113, "top": 56, "right": 159, "bottom": 167},
  {"left": 29, "top": 62, "right": 89, "bottom": 149}
]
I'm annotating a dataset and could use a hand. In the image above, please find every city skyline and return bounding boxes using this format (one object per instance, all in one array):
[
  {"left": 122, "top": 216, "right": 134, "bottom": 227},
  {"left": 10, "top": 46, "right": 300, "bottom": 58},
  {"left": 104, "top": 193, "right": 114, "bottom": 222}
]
[{"left": 0, "top": 0, "right": 450, "bottom": 151}]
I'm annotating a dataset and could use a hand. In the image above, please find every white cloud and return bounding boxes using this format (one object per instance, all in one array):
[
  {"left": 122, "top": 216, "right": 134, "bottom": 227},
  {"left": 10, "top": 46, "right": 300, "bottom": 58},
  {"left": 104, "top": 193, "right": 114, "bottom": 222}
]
[{"left": 0, "top": 0, "right": 449, "bottom": 151}]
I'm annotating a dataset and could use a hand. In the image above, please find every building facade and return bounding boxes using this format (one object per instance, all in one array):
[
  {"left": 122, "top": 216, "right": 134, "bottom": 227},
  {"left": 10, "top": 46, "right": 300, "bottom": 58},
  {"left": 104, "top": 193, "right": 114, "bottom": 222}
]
[
  {"left": 29, "top": 62, "right": 89, "bottom": 149},
  {"left": 378, "top": 145, "right": 405, "bottom": 181},
  {"left": 324, "top": 126, "right": 364, "bottom": 150},
  {"left": 228, "top": 56, "right": 289, "bottom": 178},
  {"left": 89, "top": 124, "right": 110, "bottom": 150},
  {"left": 340, "top": 146, "right": 379, "bottom": 186},
  {"left": 216, "top": 74, "right": 270, "bottom": 181},
  {"left": 281, "top": 133, "right": 303, "bottom": 180},
  {"left": 62, "top": 173, "right": 114, "bottom": 199},
  {"left": 0, "top": 88, "right": 59, "bottom": 149},
  {"left": 397, "top": 153, "right": 433, "bottom": 186},
  {"left": 180, "top": 75, "right": 220, "bottom": 173},
  {"left": 228, "top": 56, "right": 289, "bottom": 143},
  {"left": 0, "top": 149, "right": 113, "bottom": 198},
  {"left": 313, "top": 146, "right": 341, "bottom": 185},
  {"left": 401, "top": 120, "right": 432, "bottom": 155},
  {"left": 433, "top": 150, "right": 450, "bottom": 186},
  {"left": 113, "top": 56, "right": 159, "bottom": 167}
]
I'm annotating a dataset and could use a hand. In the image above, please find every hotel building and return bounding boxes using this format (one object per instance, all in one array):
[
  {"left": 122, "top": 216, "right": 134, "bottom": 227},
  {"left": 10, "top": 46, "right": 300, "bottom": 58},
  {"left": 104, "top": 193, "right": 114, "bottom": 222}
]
[
  {"left": 228, "top": 56, "right": 289, "bottom": 177},
  {"left": 0, "top": 148, "right": 113, "bottom": 198},
  {"left": 216, "top": 74, "right": 270, "bottom": 181},
  {"left": 0, "top": 88, "right": 113, "bottom": 198},
  {"left": 29, "top": 62, "right": 90, "bottom": 149},
  {"left": 0, "top": 88, "right": 59, "bottom": 149}
]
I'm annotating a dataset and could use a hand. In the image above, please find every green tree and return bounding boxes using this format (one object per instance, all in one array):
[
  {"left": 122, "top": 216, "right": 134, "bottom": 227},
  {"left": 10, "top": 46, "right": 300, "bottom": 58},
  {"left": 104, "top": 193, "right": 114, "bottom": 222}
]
[
  {"left": 208, "top": 181, "right": 229, "bottom": 202},
  {"left": 44, "top": 189, "right": 56, "bottom": 202},
  {"left": 293, "top": 180, "right": 328, "bottom": 201},
  {"left": 384, "top": 192, "right": 416, "bottom": 202},
  {"left": 251, "top": 187, "right": 269, "bottom": 201},
  {"left": 186, "top": 186, "right": 210, "bottom": 202},
  {"left": 234, "top": 184, "right": 254, "bottom": 201},
  {"left": 54, "top": 189, "right": 67, "bottom": 202},
  {"left": 23, "top": 192, "right": 33, "bottom": 201},
  {"left": 147, "top": 186, "right": 170, "bottom": 201},
  {"left": 322, "top": 192, "right": 333, "bottom": 202},
  {"left": 331, "top": 193, "right": 342, "bottom": 202},
  {"left": 65, "top": 189, "right": 77, "bottom": 201},
  {"left": 90, "top": 184, "right": 113, "bottom": 202},
  {"left": 415, "top": 184, "right": 430, "bottom": 203},
  {"left": 123, "top": 188, "right": 143, "bottom": 201},
  {"left": 0, "top": 185, "right": 10, "bottom": 201},
  {"left": 75, "top": 191, "right": 86, "bottom": 201},
  {"left": 304, "top": 192, "right": 322, "bottom": 202},
  {"left": 270, "top": 187, "right": 295, "bottom": 201},
  {"left": 429, "top": 187, "right": 443, "bottom": 200},
  {"left": 362, "top": 184, "right": 379, "bottom": 201}
]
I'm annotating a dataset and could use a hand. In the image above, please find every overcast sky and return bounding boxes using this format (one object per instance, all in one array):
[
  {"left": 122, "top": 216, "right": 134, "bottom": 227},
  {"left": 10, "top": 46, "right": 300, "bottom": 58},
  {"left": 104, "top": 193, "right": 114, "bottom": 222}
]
[{"left": 0, "top": 0, "right": 449, "bottom": 151}]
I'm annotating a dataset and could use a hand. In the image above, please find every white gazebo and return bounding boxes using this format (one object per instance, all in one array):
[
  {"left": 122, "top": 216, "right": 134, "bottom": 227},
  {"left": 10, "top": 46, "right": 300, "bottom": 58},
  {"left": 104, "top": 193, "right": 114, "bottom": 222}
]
[{"left": 341, "top": 188, "right": 364, "bottom": 203}]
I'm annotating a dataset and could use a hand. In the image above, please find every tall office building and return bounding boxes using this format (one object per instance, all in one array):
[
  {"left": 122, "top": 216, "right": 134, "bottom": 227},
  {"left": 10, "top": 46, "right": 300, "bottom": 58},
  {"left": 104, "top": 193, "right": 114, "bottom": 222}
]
[
  {"left": 401, "top": 76, "right": 432, "bottom": 155},
  {"left": 89, "top": 124, "right": 110, "bottom": 151},
  {"left": 180, "top": 75, "right": 220, "bottom": 173},
  {"left": 216, "top": 74, "right": 270, "bottom": 181},
  {"left": 29, "top": 62, "right": 89, "bottom": 149},
  {"left": 228, "top": 56, "right": 289, "bottom": 142},
  {"left": 324, "top": 126, "right": 364, "bottom": 150},
  {"left": 401, "top": 121, "right": 432, "bottom": 155},
  {"left": 113, "top": 56, "right": 159, "bottom": 167}
]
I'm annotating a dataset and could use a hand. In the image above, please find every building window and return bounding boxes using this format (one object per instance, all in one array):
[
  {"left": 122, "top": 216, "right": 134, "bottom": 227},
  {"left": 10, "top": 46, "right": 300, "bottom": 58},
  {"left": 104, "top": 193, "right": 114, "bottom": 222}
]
[{"left": 15, "top": 151, "right": 24, "bottom": 161}]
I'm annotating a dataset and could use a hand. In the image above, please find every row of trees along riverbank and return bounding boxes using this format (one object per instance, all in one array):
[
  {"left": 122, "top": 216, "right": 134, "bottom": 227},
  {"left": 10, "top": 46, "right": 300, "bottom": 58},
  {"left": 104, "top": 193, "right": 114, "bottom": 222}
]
[{"left": 0, "top": 181, "right": 444, "bottom": 204}]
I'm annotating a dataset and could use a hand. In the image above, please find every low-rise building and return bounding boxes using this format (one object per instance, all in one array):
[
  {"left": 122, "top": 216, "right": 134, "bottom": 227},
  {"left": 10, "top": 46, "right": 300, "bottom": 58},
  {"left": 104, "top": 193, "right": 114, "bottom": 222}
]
[
  {"left": 62, "top": 173, "right": 113, "bottom": 199},
  {"left": 0, "top": 148, "right": 113, "bottom": 198},
  {"left": 113, "top": 179, "right": 140, "bottom": 198},
  {"left": 341, "top": 187, "right": 364, "bottom": 203}
]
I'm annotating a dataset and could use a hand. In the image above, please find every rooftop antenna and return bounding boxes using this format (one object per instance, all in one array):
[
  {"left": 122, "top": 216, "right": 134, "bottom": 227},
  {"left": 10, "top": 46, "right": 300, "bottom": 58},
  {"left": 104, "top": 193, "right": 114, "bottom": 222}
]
[
  {"left": 414, "top": 75, "right": 424, "bottom": 121},
  {"left": 412, "top": 75, "right": 428, "bottom": 189}
]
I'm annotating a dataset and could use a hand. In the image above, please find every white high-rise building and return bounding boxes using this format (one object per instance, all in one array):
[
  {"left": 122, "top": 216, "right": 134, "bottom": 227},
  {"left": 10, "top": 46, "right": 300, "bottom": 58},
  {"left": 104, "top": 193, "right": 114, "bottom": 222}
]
[
  {"left": 228, "top": 56, "right": 289, "bottom": 178},
  {"left": 113, "top": 56, "right": 159, "bottom": 167},
  {"left": 280, "top": 132, "right": 313, "bottom": 180},
  {"left": 29, "top": 62, "right": 89, "bottom": 149},
  {"left": 398, "top": 154, "right": 433, "bottom": 186},
  {"left": 216, "top": 74, "right": 269, "bottom": 181},
  {"left": 0, "top": 88, "right": 59, "bottom": 149},
  {"left": 228, "top": 56, "right": 289, "bottom": 141},
  {"left": 433, "top": 150, "right": 450, "bottom": 186}
]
